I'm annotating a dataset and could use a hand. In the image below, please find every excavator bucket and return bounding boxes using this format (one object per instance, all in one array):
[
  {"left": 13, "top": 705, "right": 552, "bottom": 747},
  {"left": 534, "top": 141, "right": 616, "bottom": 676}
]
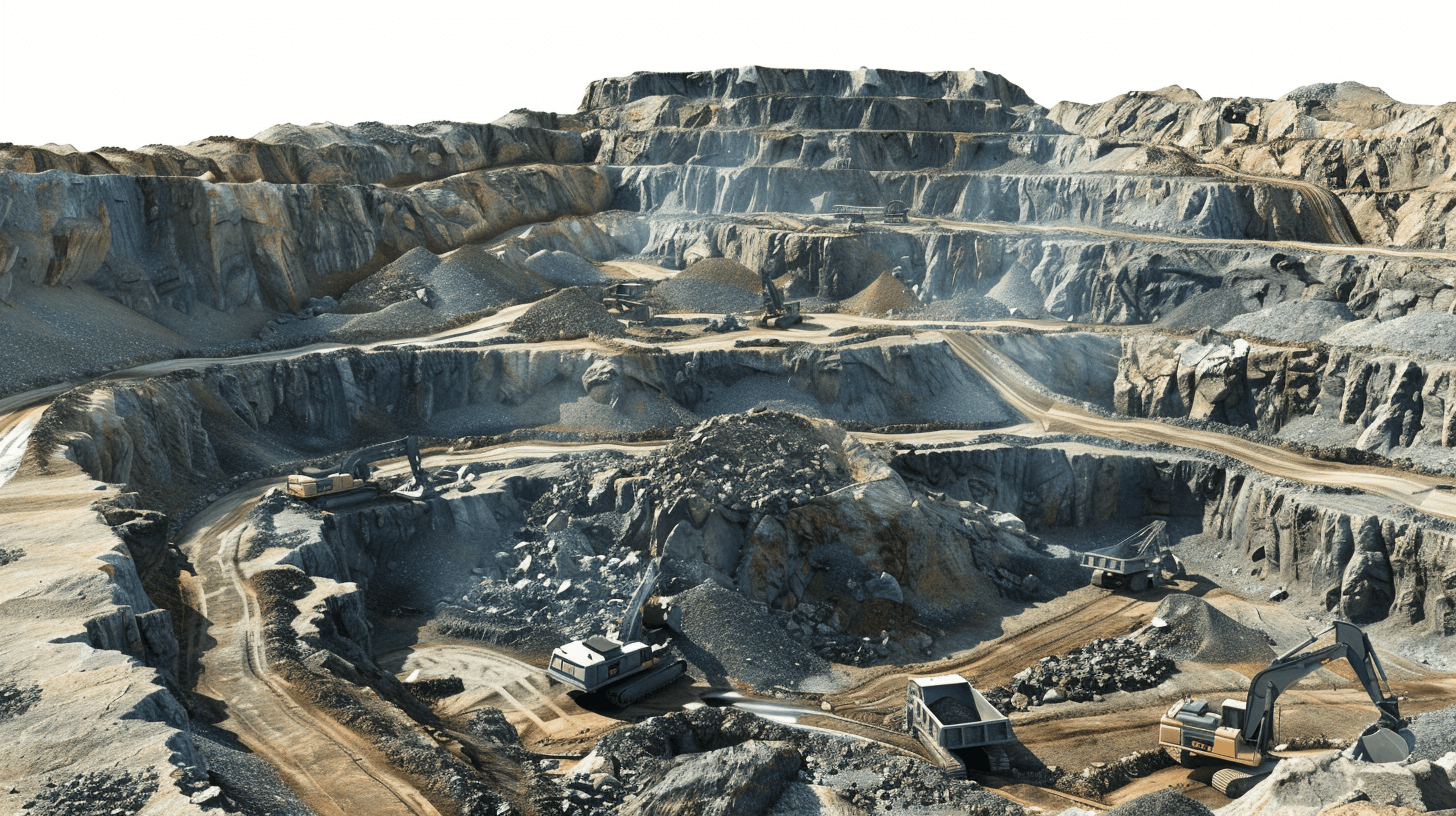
[{"left": 1352, "top": 725, "right": 1416, "bottom": 764}]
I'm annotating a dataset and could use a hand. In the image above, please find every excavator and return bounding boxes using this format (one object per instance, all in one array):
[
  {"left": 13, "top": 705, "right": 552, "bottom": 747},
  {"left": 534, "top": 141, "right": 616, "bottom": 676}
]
[
  {"left": 285, "top": 436, "right": 439, "bottom": 510},
  {"left": 758, "top": 266, "right": 802, "bottom": 329},
  {"left": 1158, "top": 620, "right": 1415, "bottom": 797},
  {"left": 546, "top": 558, "right": 686, "bottom": 707}
]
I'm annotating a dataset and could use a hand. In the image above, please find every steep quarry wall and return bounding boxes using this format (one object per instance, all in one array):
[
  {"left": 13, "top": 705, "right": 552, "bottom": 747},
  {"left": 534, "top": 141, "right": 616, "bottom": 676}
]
[
  {"left": 0, "top": 162, "right": 610, "bottom": 312},
  {"left": 43, "top": 337, "right": 1016, "bottom": 515},
  {"left": 897, "top": 442, "right": 1456, "bottom": 633}
]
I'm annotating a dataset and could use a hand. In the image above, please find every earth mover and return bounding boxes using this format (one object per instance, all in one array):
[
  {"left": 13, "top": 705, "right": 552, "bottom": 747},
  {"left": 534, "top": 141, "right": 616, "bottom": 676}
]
[
  {"left": 905, "top": 675, "right": 1017, "bottom": 778},
  {"left": 546, "top": 558, "right": 686, "bottom": 707},
  {"left": 1081, "top": 520, "right": 1183, "bottom": 591},
  {"left": 1158, "top": 620, "right": 1415, "bottom": 797},
  {"left": 758, "top": 266, "right": 803, "bottom": 329},
  {"left": 286, "top": 436, "right": 438, "bottom": 510}
]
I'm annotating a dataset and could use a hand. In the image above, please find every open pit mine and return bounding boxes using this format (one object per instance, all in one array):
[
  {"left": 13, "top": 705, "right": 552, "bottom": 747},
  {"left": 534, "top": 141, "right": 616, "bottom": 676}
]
[{"left": 7, "top": 67, "right": 1456, "bottom": 816}]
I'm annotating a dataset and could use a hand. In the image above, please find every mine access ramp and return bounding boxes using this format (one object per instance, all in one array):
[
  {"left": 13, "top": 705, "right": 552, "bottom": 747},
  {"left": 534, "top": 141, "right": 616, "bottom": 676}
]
[
  {"left": 1081, "top": 520, "right": 1183, "bottom": 591},
  {"left": 906, "top": 675, "right": 1016, "bottom": 778}
]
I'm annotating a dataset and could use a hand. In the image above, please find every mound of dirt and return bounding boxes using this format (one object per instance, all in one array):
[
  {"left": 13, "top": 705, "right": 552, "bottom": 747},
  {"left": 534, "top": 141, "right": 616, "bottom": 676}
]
[
  {"left": 1138, "top": 595, "right": 1275, "bottom": 664},
  {"left": 1222, "top": 299, "right": 1355, "bottom": 342},
  {"left": 508, "top": 287, "right": 626, "bottom": 341},
  {"left": 678, "top": 258, "right": 760, "bottom": 289},
  {"left": 523, "top": 249, "right": 612, "bottom": 287},
  {"left": 673, "top": 581, "right": 835, "bottom": 691},
  {"left": 842, "top": 270, "right": 920, "bottom": 314},
  {"left": 342, "top": 245, "right": 548, "bottom": 311},
  {"left": 1104, "top": 788, "right": 1214, "bottom": 816},
  {"left": 651, "top": 258, "right": 764, "bottom": 314},
  {"left": 1159, "top": 287, "right": 1256, "bottom": 330},
  {"left": 921, "top": 289, "right": 1013, "bottom": 322}
]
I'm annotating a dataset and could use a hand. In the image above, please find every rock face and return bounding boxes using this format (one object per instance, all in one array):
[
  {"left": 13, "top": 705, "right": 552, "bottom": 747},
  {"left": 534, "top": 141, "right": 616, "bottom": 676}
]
[
  {"left": 619, "top": 741, "right": 801, "bottom": 816},
  {"left": 1218, "top": 750, "right": 1456, "bottom": 816}
]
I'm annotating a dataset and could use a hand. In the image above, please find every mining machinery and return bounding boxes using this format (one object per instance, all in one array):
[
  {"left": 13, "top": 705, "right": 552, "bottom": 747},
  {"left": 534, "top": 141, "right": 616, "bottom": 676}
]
[
  {"left": 1081, "top": 520, "right": 1184, "bottom": 591},
  {"left": 286, "top": 436, "right": 438, "bottom": 510},
  {"left": 1158, "top": 620, "right": 1415, "bottom": 797},
  {"left": 546, "top": 558, "right": 685, "bottom": 707},
  {"left": 758, "top": 266, "right": 803, "bottom": 329}
]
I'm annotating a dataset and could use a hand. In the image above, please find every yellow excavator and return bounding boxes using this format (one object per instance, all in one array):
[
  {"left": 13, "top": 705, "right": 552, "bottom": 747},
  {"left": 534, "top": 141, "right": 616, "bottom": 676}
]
[
  {"left": 286, "top": 436, "right": 437, "bottom": 510},
  {"left": 1158, "top": 620, "right": 1415, "bottom": 797}
]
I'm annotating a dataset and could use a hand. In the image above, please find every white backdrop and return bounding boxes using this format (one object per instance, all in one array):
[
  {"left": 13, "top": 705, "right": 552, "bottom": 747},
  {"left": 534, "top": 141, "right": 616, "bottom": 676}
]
[{"left": 3, "top": 0, "right": 1451, "bottom": 150}]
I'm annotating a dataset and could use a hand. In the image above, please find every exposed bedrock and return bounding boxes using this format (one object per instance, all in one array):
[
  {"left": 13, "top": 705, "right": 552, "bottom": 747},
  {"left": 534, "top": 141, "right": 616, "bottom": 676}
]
[
  {"left": 598, "top": 130, "right": 1182, "bottom": 175},
  {"left": 1050, "top": 83, "right": 1456, "bottom": 248},
  {"left": 0, "top": 119, "right": 587, "bottom": 187},
  {"left": 45, "top": 337, "right": 1016, "bottom": 514},
  {"left": 611, "top": 165, "right": 1333, "bottom": 242},
  {"left": 0, "top": 163, "right": 610, "bottom": 313},
  {"left": 585, "top": 93, "right": 1045, "bottom": 134},
  {"left": 579, "top": 67, "right": 1038, "bottom": 111},
  {"left": 1112, "top": 333, "right": 1456, "bottom": 454},
  {"left": 898, "top": 443, "right": 1456, "bottom": 633}
]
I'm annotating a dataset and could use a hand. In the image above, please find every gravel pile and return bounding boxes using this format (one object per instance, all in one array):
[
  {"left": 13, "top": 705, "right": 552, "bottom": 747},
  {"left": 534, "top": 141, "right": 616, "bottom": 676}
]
[
  {"left": 21, "top": 768, "right": 159, "bottom": 816},
  {"left": 1138, "top": 595, "right": 1275, "bottom": 664},
  {"left": 191, "top": 721, "right": 315, "bottom": 816},
  {"left": 639, "top": 411, "right": 855, "bottom": 518},
  {"left": 650, "top": 258, "right": 763, "bottom": 314},
  {"left": 1102, "top": 788, "right": 1213, "bottom": 816},
  {"left": 0, "top": 546, "right": 24, "bottom": 567},
  {"left": 1323, "top": 311, "right": 1456, "bottom": 357},
  {"left": 674, "top": 581, "right": 834, "bottom": 690},
  {"left": 509, "top": 287, "right": 627, "bottom": 340},
  {"left": 467, "top": 707, "right": 522, "bottom": 746},
  {"left": 1055, "top": 749, "right": 1176, "bottom": 800},
  {"left": 842, "top": 270, "right": 920, "bottom": 314},
  {"left": 1159, "top": 287, "right": 1254, "bottom": 330},
  {"left": 593, "top": 707, "right": 1022, "bottom": 816},
  {"left": 342, "top": 245, "right": 548, "bottom": 310},
  {"left": 1408, "top": 704, "right": 1456, "bottom": 762},
  {"left": 985, "top": 637, "right": 1174, "bottom": 710},
  {"left": 984, "top": 266, "right": 1045, "bottom": 317},
  {"left": 0, "top": 681, "right": 40, "bottom": 720},
  {"left": 1221, "top": 298, "right": 1354, "bottom": 341},
  {"left": 523, "top": 249, "right": 612, "bottom": 287},
  {"left": 920, "top": 290, "right": 1012, "bottom": 322}
]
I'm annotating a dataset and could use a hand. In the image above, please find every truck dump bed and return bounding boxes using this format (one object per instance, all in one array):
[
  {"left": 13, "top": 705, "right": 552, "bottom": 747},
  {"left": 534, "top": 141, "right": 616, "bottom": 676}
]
[{"left": 907, "top": 675, "right": 1016, "bottom": 777}]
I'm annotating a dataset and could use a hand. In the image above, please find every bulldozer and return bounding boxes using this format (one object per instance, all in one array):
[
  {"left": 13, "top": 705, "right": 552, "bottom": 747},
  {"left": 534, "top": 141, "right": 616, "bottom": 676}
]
[
  {"left": 1158, "top": 620, "right": 1415, "bottom": 797},
  {"left": 285, "top": 436, "right": 438, "bottom": 510},
  {"left": 758, "top": 266, "right": 802, "bottom": 329},
  {"left": 546, "top": 558, "right": 685, "bottom": 707}
]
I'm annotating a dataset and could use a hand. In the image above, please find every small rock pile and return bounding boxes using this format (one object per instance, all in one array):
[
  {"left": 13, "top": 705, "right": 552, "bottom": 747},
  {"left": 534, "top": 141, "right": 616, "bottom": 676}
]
[
  {"left": 21, "top": 768, "right": 159, "bottom": 816},
  {"left": 985, "top": 637, "right": 1174, "bottom": 710},
  {"left": 650, "top": 258, "right": 763, "bottom": 314},
  {"left": 1054, "top": 749, "right": 1175, "bottom": 799},
  {"left": 842, "top": 270, "right": 920, "bottom": 315},
  {"left": 0, "top": 681, "right": 40, "bottom": 721},
  {"left": 467, "top": 707, "right": 521, "bottom": 746},
  {"left": 703, "top": 314, "right": 747, "bottom": 333},
  {"left": 672, "top": 581, "right": 834, "bottom": 689},
  {"left": 1102, "top": 788, "right": 1214, "bottom": 816},
  {"left": 640, "top": 411, "right": 855, "bottom": 517},
  {"left": 0, "top": 546, "right": 24, "bottom": 566},
  {"left": 509, "top": 287, "right": 627, "bottom": 341}
]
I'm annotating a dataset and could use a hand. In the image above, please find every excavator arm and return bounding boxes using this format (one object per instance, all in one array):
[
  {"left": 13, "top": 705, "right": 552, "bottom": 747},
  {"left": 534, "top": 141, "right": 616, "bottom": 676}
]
[
  {"left": 339, "top": 436, "right": 437, "bottom": 498},
  {"left": 1240, "top": 621, "right": 1404, "bottom": 754}
]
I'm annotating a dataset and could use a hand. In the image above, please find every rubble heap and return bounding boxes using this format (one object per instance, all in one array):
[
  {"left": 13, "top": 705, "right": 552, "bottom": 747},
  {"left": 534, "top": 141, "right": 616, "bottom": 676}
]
[
  {"left": 20, "top": 768, "right": 160, "bottom": 816},
  {"left": 986, "top": 637, "right": 1174, "bottom": 710},
  {"left": 509, "top": 287, "right": 628, "bottom": 341},
  {"left": 0, "top": 681, "right": 41, "bottom": 721}
]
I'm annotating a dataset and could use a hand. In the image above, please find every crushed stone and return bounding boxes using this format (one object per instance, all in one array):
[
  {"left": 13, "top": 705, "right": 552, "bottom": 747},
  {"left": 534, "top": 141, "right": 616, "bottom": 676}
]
[
  {"left": 674, "top": 581, "right": 836, "bottom": 691},
  {"left": 1137, "top": 595, "right": 1276, "bottom": 664},
  {"left": 1323, "top": 311, "right": 1456, "bottom": 357},
  {"left": 524, "top": 250, "right": 613, "bottom": 287},
  {"left": 985, "top": 637, "right": 1174, "bottom": 710},
  {"left": 509, "top": 287, "right": 627, "bottom": 340},
  {"left": 1221, "top": 298, "right": 1354, "bottom": 342},
  {"left": 21, "top": 768, "right": 159, "bottom": 816},
  {"left": 842, "top": 270, "right": 921, "bottom": 314},
  {"left": 0, "top": 681, "right": 41, "bottom": 721},
  {"left": 1103, "top": 788, "right": 1213, "bottom": 816}
]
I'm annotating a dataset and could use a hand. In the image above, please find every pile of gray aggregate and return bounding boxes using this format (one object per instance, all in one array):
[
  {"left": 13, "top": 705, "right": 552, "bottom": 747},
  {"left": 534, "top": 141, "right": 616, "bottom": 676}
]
[
  {"left": 1221, "top": 298, "right": 1354, "bottom": 342},
  {"left": 1323, "top": 310, "right": 1456, "bottom": 357},
  {"left": 985, "top": 637, "right": 1173, "bottom": 710},
  {"left": 920, "top": 289, "right": 1012, "bottom": 322},
  {"left": 20, "top": 768, "right": 159, "bottom": 816},
  {"left": 1159, "top": 287, "right": 1253, "bottom": 330},
  {"left": 1138, "top": 595, "right": 1275, "bottom": 663},
  {"left": 1102, "top": 788, "right": 1213, "bottom": 816},
  {"left": 1408, "top": 703, "right": 1456, "bottom": 762},
  {"left": 650, "top": 258, "right": 763, "bottom": 314},
  {"left": 509, "top": 287, "right": 627, "bottom": 340},
  {"left": 673, "top": 581, "right": 835, "bottom": 690},
  {"left": 523, "top": 249, "right": 613, "bottom": 287}
]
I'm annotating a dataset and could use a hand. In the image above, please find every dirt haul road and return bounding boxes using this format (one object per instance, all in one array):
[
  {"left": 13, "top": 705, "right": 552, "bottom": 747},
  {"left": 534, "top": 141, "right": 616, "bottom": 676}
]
[
  {"left": 939, "top": 331, "right": 1456, "bottom": 523},
  {"left": 178, "top": 486, "right": 444, "bottom": 816}
]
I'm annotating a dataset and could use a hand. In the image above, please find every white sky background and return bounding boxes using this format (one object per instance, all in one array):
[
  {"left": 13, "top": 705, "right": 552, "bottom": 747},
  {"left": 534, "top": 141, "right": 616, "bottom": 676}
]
[{"left": 4, "top": 0, "right": 1455, "bottom": 151}]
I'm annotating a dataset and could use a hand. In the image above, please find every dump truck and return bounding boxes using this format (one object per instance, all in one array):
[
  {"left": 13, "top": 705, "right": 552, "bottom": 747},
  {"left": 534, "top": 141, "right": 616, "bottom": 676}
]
[
  {"left": 546, "top": 558, "right": 685, "bottom": 707},
  {"left": 1081, "top": 520, "right": 1184, "bottom": 591},
  {"left": 1158, "top": 620, "right": 1414, "bottom": 797},
  {"left": 905, "top": 675, "right": 1016, "bottom": 778},
  {"left": 831, "top": 200, "right": 910, "bottom": 224},
  {"left": 286, "top": 436, "right": 438, "bottom": 510}
]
